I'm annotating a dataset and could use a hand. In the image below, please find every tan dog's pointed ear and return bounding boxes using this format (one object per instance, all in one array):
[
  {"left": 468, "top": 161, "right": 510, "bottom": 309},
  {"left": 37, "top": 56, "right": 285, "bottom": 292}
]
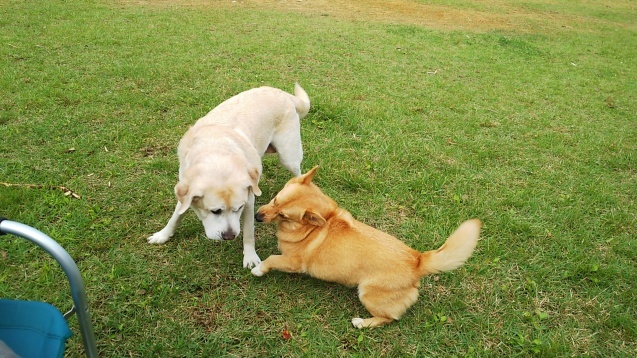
[
  {"left": 298, "top": 165, "right": 319, "bottom": 185},
  {"left": 302, "top": 210, "right": 326, "bottom": 226},
  {"left": 249, "top": 167, "right": 262, "bottom": 196},
  {"left": 175, "top": 181, "right": 196, "bottom": 214}
]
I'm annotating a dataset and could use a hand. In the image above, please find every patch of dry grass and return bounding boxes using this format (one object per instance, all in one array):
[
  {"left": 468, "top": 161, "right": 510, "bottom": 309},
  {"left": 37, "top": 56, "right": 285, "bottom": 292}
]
[{"left": 119, "top": 0, "right": 637, "bottom": 33}]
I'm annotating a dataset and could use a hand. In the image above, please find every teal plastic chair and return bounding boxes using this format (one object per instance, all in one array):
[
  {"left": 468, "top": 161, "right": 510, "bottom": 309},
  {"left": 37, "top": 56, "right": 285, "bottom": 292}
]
[{"left": 0, "top": 218, "right": 98, "bottom": 358}]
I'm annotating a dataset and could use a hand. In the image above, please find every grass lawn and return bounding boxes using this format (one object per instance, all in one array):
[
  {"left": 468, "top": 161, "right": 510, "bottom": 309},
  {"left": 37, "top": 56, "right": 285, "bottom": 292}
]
[{"left": 1, "top": 0, "right": 635, "bottom": 356}]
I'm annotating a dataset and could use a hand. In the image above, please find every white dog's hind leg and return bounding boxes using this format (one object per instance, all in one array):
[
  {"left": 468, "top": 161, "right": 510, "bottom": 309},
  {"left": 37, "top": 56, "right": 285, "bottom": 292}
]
[
  {"left": 148, "top": 201, "right": 185, "bottom": 244},
  {"left": 242, "top": 191, "right": 261, "bottom": 268},
  {"left": 272, "top": 125, "right": 303, "bottom": 176}
]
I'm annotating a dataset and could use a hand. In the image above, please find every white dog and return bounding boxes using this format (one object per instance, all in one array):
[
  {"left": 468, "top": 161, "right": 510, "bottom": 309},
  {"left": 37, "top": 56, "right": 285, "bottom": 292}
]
[{"left": 148, "top": 84, "right": 310, "bottom": 268}]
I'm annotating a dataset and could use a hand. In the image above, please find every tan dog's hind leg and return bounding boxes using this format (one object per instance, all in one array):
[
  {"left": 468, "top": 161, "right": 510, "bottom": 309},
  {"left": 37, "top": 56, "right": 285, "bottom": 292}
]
[
  {"left": 251, "top": 255, "right": 302, "bottom": 277},
  {"left": 353, "top": 285, "right": 419, "bottom": 328}
]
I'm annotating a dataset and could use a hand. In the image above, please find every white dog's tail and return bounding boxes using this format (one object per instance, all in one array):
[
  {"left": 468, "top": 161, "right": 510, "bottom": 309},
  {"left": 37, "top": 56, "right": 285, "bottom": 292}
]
[
  {"left": 292, "top": 83, "right": 311, "bottom": 119},
  {"left": 417, "top": 219, "right": 481, "bottom": 276}
]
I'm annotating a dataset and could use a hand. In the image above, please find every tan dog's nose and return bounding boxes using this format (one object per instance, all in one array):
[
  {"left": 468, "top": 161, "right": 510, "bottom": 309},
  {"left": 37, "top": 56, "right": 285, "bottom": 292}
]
[{"left": 255, "top": 212, "right": 265, "bottom": 223}]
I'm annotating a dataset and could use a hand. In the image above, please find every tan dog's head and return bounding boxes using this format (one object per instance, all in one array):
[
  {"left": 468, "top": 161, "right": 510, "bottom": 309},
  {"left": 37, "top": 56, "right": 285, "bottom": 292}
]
[{"left": 255, "top": 166, "right": 336, "bottom": 231}]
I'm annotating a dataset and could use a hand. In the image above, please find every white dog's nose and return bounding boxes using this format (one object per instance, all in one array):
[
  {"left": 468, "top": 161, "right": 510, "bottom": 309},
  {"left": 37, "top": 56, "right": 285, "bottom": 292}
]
[{"left": 221, "top": 230, "right": 236, "bottom": 241}]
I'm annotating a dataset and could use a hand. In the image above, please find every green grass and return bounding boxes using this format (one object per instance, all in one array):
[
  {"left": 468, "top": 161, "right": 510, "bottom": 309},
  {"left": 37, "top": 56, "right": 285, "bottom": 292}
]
[{"left": 1, "top": 0, "right": 636, "bottom": 356}]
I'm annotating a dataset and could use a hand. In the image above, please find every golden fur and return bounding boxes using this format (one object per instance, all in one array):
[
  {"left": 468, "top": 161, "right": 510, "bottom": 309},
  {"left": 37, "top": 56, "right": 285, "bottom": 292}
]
[{"left": 252, "top": 166, "right": 481, "bottom": 328}]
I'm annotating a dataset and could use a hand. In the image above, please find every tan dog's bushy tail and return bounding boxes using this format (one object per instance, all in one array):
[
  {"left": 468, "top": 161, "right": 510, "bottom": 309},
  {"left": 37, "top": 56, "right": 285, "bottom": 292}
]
[
  {"left": 293, "top": 83, "right": 311, "bottom": 119},
  {"left": 418, "top": 219, "right": 481, "bottom": 276}
]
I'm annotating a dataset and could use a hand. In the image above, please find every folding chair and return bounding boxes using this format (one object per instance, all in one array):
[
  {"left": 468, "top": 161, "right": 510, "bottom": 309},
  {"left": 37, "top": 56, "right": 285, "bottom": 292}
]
[{"left": 0, "top": 218, "right": 98, "bottom": 358}]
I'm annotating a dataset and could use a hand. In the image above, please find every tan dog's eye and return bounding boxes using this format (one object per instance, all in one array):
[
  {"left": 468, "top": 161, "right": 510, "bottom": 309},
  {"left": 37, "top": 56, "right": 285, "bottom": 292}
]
[
  {"left": 278, "top": 213, "right": 288, "bottom": 219},
  {"left": 211, "top": 209, "right": 222, "bottom": 215}
]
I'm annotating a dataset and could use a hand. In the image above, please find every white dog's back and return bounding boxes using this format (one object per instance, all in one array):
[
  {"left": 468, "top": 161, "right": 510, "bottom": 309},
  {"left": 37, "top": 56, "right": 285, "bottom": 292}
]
[
  {"left": 192, "top": 85, "right": 310, "bottom": 157},
  {"left": 198, "top": 85, "right": 310, "bottom": 123}
]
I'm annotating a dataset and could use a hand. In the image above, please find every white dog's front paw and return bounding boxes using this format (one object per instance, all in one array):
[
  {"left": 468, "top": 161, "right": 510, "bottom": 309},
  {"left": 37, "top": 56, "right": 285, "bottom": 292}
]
[
  {"left": 352, "top": 318, "right": 365, "bottom": 329},
  {"left": 243, "top": 250, "right": 262, "bottom": 269},
  {"left": 251, "top": 264, "right": 265, "bottom": 277},
  {"left": 147, "top": 231, "right": 171, "bottom": 244}
]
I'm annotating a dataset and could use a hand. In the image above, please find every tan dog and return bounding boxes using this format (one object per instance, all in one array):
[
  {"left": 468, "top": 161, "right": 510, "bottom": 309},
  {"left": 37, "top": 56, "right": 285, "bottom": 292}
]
[{"left": 251, "top": 166, "right": 481, "bottom": 328}]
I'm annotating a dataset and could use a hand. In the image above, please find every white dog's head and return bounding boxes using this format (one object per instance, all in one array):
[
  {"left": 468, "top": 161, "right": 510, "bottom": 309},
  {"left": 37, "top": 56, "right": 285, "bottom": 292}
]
[{"left": 174, "top": 165, "right": 261, "bottom": 240}]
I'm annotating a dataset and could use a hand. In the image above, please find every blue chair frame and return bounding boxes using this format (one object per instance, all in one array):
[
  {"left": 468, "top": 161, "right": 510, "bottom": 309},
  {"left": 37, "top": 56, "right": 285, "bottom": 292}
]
[{"left": 0, "top": 218, "right": 98, "bottom": 357}]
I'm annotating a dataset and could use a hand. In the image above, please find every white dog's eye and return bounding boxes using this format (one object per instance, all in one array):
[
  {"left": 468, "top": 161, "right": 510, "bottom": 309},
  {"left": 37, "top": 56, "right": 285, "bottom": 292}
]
[
  {"left": 211, "top": 209, "right": 222, "bottom": 215},
  {"left": 233, "top": 205, "right": 245, "bottom": 213}
]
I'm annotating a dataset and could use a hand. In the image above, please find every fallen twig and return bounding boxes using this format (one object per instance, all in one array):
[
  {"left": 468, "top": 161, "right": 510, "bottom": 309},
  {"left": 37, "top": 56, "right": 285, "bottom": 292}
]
[{"left": 1, "top": 182, "right": 82, "bottom": 199}]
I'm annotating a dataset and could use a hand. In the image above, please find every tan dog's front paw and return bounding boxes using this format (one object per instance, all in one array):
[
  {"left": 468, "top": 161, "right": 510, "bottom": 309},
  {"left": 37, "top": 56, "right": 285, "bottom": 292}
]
[
  {"left": 251, "top": 264, "right": 265, "bottom": 277},
  {"left": 351, "top": 318, "right": 365, "bottom": 329}
]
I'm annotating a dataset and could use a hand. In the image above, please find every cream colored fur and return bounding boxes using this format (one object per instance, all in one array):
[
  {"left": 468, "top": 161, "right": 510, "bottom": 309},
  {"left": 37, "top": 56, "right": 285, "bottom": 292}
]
[{"left": 148, "top": 84, "right": 310, "bottom": 269}]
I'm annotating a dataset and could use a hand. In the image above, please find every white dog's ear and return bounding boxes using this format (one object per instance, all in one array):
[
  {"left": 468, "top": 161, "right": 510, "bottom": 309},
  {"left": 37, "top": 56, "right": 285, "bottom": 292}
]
[
  {"left": 249, "top": 167, "right": 262, "bottom": 196},
  {"left": 302, "top": 210, "right": 326, "bottom": 227},
  {"left": 175, "top": 182, "right": 196, "bottom": 214},
  {"left": 298, "top": 165, "right": 319, "bottom": 185}
]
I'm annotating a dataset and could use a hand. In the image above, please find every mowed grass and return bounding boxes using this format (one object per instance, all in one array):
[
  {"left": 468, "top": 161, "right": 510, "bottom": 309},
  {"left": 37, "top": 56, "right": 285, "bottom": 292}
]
[{"left": 1, "top": 0, "right": 636, "bottom": 356}]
